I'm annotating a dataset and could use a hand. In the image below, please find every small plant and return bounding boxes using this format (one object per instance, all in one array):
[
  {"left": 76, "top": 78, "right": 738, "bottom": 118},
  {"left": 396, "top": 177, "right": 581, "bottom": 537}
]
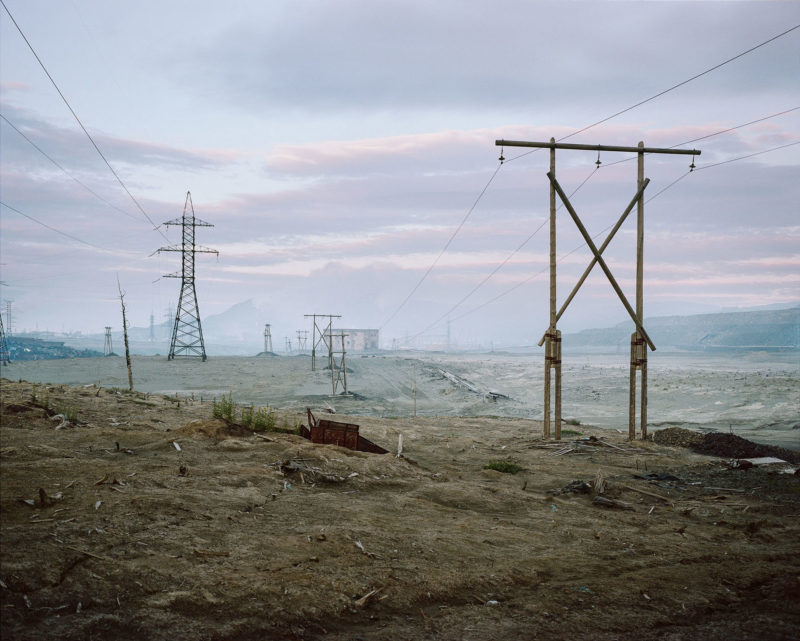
[
  {"left": 252, "top": 406, "right": 276, "bottom": 432},
  {"left": 565, "top": 418, "right": 581, "bottom": 426},
  {"left": 240, "top": 404, "right": 254, "bottom": 429},
  {"left": 55, "top": 405, "right": 78, "bottom": 423},
  {"left": 562, "top": 429, "right": 582, "bottom": 436},
  {"left": 212, "top": 391, "right": 236, "bottom": 423},
  {"left": 484, "top": 461, "right": 524, "bottom": 474},
  {"left": 31, "top": 388, "right": 50, "bottom": 410}
]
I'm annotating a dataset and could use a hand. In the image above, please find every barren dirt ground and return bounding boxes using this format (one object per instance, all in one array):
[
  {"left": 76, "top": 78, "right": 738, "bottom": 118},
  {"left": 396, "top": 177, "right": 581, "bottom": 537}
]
[{"left": 1, "top": 378, "right": 799, "bottom": 640}]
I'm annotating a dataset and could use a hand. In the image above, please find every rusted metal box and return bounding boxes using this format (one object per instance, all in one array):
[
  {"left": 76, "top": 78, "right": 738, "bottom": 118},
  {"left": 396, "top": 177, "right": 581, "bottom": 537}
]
[{"left": 301, "top": 408, "right": 388, "bottom": 454}]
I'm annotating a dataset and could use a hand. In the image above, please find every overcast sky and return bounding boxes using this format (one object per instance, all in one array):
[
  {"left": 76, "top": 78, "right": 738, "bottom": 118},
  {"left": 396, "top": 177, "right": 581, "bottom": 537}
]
[{"left": 1, "top": 0, "right": 798, "bottom": 348}]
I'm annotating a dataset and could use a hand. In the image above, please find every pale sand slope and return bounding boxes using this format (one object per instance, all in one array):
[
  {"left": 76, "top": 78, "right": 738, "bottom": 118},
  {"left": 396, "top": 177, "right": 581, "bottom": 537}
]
[{"left": 2, "top": 350, "right": 797, "bottom": 450}]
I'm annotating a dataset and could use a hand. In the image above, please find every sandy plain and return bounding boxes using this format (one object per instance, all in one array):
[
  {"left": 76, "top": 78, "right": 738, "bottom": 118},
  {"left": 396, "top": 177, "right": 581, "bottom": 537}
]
[
  {"left": 4, "top": 350, "right": 798, "bottom": 448},
  {"left": 1, "top": 352, "right": 799, "bottom": 640}
]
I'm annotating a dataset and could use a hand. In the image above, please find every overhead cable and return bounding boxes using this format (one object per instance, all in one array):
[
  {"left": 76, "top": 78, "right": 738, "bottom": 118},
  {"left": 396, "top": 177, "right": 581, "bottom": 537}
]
[
  {"left": 0, "top": 0, "right": 170, "bottom": 243},
  {"left": 438, "top": 140, "right": 800, "bottom": 327},
  {"left": 505, "top": 25, "right": 800, "bottom": 164},
  {"left": 381, "top": 25, "right": 799, "bottom": 331},
  {"left": 1, "top": 200, "right": 117, "bottom": 252},
  {"left": 0, "top": 113, "right": 142, "bottom": 223},
  {"left": 379, "top": 163, "right": 503, "bottom": 329}
]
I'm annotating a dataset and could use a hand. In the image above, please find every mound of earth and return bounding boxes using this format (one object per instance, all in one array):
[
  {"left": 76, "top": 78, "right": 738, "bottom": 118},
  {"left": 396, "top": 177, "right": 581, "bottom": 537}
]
[
  {"left": 654, "top": 427, "right": 800, "bottom": 464},
  {"left": 176, "top": 418, "right": 253, "bottom": 442}
]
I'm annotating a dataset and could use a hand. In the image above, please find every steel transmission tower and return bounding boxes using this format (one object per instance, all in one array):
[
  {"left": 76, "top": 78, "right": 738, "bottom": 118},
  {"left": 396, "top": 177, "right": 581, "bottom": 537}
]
[
  {"left": 103, "top": 326, "right": 113, "bottom": 356},
  {"left": 264, "top": 323, "right": 273, "bottom": 353},
  {"left": 157, "top": 192, "right": 218, "bottom": 361},
  {"left": 0, "top": 313, "right": 10, "bottom": 364}
]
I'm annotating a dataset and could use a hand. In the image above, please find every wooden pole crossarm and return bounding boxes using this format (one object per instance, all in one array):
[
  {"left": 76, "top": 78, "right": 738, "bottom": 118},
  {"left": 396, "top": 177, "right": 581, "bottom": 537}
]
[
  {"left": 537, "top": 177, "right": 651, "bottom": 346},
  {"left": 546, "top": 171, "right": 656, "bottom": 351},
  {"left": 496, "top": 140, "right": 700, "bottom": 156}
]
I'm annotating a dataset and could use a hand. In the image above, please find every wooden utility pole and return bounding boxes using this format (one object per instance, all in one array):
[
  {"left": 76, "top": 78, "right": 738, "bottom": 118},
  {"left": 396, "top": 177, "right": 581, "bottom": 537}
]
[
  {"left": 305, "top": 314, "right": 341, "bottom": 371},
  {"left": 495, "top": 139, "right": 700, "bottom": 439}
]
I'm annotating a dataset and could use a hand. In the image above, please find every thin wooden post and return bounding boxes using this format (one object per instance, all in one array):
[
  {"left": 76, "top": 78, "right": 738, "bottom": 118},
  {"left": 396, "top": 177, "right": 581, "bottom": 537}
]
[
  {"left": 543, "top": 138, "right": 557, "bottom": 438},
  {"left": 117, "top": 277, "right": 133, "bottom": 392},
  {"left": 628, "top": 142, "right": 649, "bottom": 440},
  {"left": 638, "top": 142, "right": 648, "bottom": 439},
  {"left": 554, "top": 329, "right": 562, "bottom": 440}
]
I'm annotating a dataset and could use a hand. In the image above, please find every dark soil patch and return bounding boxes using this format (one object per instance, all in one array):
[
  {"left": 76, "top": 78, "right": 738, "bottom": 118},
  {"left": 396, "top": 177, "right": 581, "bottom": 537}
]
[{"left": 654, "top": 427, "right": 800, "bottom": 464}]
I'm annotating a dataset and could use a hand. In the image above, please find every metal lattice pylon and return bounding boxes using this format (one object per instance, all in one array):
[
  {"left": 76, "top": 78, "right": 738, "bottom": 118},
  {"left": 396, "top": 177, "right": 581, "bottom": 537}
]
[
  {"left": 103, "top": 326, "right": 113, "bottom": 356},
  {"left": 0, "top": 313, "right": 10, "bottom": 364},
  {"left": 264, "top": 324, "right": 273, "bottom": 353},
  {"left": 157, "top": 192, "right": 218, "bottom": 361}
]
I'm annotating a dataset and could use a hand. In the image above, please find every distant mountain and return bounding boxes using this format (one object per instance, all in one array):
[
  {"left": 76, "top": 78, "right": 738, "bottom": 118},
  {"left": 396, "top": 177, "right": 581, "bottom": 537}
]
[
  {"left": 201, "top": 299, "right": 265, "bottom": 345},
  {"left": 565, "top": 308, "right": 799, "bottom": 350}
]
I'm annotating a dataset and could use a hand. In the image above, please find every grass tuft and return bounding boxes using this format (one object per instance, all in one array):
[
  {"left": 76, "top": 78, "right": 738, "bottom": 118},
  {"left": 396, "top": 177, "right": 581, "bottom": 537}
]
[{"left": 483, "top": 461, "right": 524, "bottom": 474}]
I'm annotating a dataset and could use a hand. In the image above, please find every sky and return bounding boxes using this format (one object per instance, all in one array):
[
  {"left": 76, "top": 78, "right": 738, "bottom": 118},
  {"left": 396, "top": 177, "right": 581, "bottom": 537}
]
[{"left": 1, "top": 0, "right": 798, "bottom": 349}]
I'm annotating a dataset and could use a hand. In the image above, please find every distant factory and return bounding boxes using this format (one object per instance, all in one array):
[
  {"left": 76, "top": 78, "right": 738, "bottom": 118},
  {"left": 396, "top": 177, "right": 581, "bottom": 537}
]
[{"left": 340, "top": 329, "right": 379, "bottom": 352}]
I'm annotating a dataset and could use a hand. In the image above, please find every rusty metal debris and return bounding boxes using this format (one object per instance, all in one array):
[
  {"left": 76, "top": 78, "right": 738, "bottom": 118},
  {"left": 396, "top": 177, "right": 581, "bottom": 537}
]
[{"left": 301, "top": 409, "right": 388, "bottom": 454}]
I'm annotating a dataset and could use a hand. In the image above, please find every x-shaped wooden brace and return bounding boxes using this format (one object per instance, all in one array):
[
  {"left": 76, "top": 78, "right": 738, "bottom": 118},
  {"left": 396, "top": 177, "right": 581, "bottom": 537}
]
[{"left": 541, "top": 171, "right": 656, "bottom": 351}]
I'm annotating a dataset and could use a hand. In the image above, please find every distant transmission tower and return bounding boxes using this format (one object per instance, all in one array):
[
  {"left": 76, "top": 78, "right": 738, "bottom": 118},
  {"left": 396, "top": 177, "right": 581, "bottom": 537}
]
[
  {"left": 0, "top": 314, "right": 10, "bottom": 364},
  {"left": 103, "top": 326, "right": 113, "bottom": 356},
  {"left": 149, "top": 313, "right": 155, "bottom": 341},
  {"left": 5, "top": 300, "right": 13, "bottom": 337},
  {"left": 264, "top": 323, "right": 273, "bottom": 353},
  {"left": 157, "top": 192, "right": 218, "bottom": 361}
]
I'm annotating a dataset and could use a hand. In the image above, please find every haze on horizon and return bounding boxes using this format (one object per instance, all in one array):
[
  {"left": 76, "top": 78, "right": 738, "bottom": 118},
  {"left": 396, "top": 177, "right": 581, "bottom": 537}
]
[{"left": 1, "top": 1, "right": 799, "bottom": 348}]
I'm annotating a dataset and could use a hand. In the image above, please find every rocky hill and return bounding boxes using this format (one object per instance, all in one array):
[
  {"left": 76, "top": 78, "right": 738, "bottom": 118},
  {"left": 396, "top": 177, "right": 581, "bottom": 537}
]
[{"left": 565, "top": 307, "right": 799, "bottom": 350}]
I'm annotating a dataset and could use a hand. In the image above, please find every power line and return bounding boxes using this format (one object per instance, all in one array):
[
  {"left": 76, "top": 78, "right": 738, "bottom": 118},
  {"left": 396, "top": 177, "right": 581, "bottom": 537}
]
[
  {"left": 1, "top": 200, "right": 115, "bottom": 251},
  {"left": 382, "top": 25, "right": 799, "bottom": 330},
  {"left": 0, "top": 113, "right": 142, "bottom": 222},
  {"left": 407, "top": 111, "right": 799, "bottom": 336},
  {"left": 598, "top": 106, "right": 800, "bottom": 169},
  {"left": 694, "top": 140, "right": 800, "bottom": 171},
  {"left": 505, "top": 26, "right": 800, "bottom": 164},
  {"left": 431, "top": 140, "right": 800, "bottom": 329},
  {"left": 411, "top": 167, "right": 600, "bottom": 339},
  {"left": 0, "top": 0, "right": 169, "bottom": 243},
  {"left": 379, "top": 162, "right": 503, "bottom": 329}
]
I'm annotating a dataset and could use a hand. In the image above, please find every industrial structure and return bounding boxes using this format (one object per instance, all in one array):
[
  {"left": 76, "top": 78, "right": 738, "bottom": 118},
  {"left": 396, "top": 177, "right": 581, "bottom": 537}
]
[
  {"left": 103, "top": 326, "right": 113, "bottom": 356},
  {"left": 157, "top": 192, "right": 218, "bottom": 361},
  {"left": 0, "top": 314, "right": 10, "bottom": 364},
  {"left": 340, "top": 328, "right": 379, "bottom": 352},
  {"left": 496, "top": 138, "right": 700, "bottom": 440},
  {"left": 263, "top": 323, "right": 273, "bottom": 354}
]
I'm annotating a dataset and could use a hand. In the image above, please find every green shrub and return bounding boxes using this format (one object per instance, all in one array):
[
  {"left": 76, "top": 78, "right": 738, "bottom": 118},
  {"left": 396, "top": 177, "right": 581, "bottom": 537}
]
[
  {"left": 252, "top": 406, "right": 276, "bottom": 432},
  {"left": 240, "top": 404, "right": 254, "bottom": 429},
  {"left": 212, "top": 391, "right": 236, "bottom": 422},
  {"left": 484, "top": 461, "right": 524, "bottom": 474}
]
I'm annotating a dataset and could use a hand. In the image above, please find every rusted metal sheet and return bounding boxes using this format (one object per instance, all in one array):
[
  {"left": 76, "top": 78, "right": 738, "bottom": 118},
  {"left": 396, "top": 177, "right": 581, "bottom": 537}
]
[{"left": 302, "top": 408, "right": 388, "bottom": 454}]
